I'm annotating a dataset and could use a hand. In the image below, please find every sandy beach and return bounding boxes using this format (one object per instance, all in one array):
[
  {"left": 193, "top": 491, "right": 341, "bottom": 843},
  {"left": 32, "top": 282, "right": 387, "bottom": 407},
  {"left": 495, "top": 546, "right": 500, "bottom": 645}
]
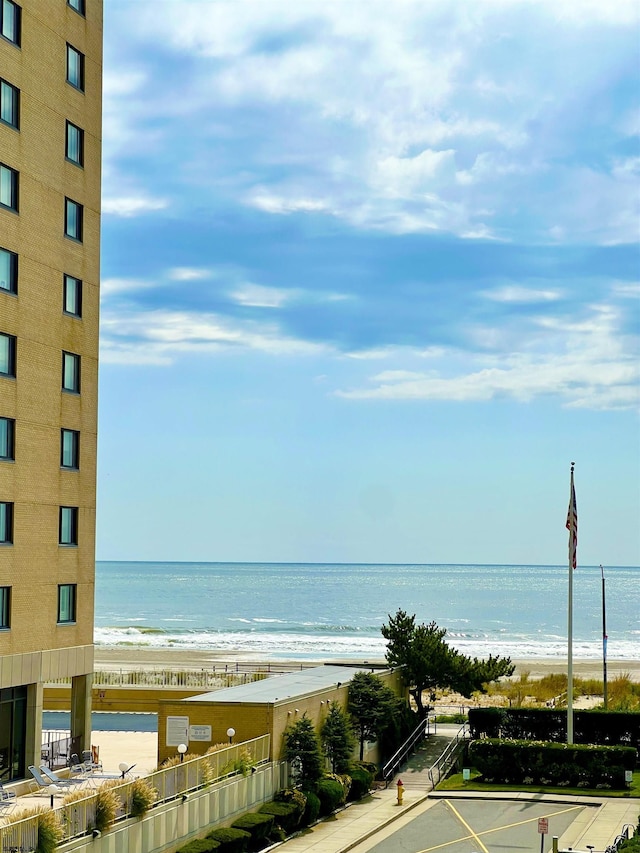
[{"left": 94, "top": 646, "right": 640, "bottom": 682}]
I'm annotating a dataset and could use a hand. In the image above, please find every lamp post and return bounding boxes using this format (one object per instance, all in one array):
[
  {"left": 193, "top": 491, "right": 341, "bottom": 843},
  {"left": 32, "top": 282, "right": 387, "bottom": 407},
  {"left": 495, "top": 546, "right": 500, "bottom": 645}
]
[
  {"left": 177, "top": 743, "right": 188, "bottom": 763},
  {"left": 226, "top": 727, "right": 235, "bottom": 744},
  {"left": 47, "top": 784, "right": 61, "bottom": 808},
  {"left": 119, "top": 762, "right": 130, "bottom": 779}
]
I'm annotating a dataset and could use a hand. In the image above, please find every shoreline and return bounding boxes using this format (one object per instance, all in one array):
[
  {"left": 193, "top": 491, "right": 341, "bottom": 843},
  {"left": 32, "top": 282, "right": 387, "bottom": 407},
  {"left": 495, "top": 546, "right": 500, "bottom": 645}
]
[{"left": 94, "top": 646, "right": 640, "bottom": 682}]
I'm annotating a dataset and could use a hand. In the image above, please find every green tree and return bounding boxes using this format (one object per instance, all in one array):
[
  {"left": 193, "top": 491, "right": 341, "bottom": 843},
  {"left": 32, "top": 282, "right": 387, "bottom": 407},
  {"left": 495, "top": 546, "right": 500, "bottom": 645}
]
[
  {"left": 348, "top": 671, "right": 398, "bottom": 760},
  {"left": 382, "top": 609, "right": 515, "bottom": 718},
  {"left": 321, "top": 701, "right": 356, "bottom": 773},
  {"left": 282, "top": 714, "right": 324, "bottom": 788}
]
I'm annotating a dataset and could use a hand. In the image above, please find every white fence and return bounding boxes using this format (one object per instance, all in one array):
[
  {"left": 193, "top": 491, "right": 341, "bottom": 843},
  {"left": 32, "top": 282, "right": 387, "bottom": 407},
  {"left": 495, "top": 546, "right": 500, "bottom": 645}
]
[{"left": 1, "top": 736, "right": 271, "bottom": 851}]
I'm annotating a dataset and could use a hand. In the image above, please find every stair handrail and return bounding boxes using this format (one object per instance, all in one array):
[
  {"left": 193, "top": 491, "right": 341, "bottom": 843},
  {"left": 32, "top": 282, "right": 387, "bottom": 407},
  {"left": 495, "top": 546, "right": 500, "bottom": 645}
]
[{"left": 382, "top": 713, "right": 436, "bottom": 784}]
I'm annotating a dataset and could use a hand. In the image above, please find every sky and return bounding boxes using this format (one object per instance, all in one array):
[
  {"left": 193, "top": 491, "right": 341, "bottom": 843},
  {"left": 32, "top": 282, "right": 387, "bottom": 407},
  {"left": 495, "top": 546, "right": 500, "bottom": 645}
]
[{"left": 97, "top": 0, "right": 640, "bottom": 566}]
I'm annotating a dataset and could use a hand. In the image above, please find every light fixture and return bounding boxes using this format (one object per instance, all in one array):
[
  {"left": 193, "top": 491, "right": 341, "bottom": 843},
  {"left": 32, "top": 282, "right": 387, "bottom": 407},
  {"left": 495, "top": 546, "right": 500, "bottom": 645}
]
[
  {"left": 118, "top": 761, "right": 129, "bottom": 779},
  {"left": 92, "top": 829, "right": 101, "bottom": 839},
  {"left": 226, "top": 727, "right": 235, "bottom": 744},
  {"left": 177, "top": 743, "right": 188, "bottom": 762},
  {"left": 47, "top": 784, "right": 61, "bottom": 808}
]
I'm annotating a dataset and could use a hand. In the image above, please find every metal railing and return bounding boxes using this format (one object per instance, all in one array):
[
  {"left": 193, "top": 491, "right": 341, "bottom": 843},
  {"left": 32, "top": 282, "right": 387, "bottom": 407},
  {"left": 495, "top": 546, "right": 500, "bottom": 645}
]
[
  {"left": 46, "top": 668, "right": 275, "bottom": 690},
  {"left": 427, "top": 723, "right": 469, "bottom": 788},
  {"left": 0, "top": 735, "right": 271, "bottom": 850},
  {"left": 382, "top": 714, "right": 437, "bottom": 785}
]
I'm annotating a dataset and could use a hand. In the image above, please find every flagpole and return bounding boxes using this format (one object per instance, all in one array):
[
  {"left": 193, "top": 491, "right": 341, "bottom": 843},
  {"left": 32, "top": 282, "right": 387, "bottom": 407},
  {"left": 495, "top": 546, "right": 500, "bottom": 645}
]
[
  {"left": 601, "top": 564, "right": 608, "bottom": 710},
  {"left": 567, "top": 463, "right": 575, "bottom": 745}
]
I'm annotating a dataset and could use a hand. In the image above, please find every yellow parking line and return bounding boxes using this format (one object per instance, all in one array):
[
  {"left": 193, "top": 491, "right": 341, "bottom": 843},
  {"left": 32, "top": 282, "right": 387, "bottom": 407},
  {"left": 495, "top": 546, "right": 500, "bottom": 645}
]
[
  {"left": 445, "top": 800, "right": 490, "bottom": 853},
  {"left": 416, "top": 803, "right": 584, "bottom": 853}
]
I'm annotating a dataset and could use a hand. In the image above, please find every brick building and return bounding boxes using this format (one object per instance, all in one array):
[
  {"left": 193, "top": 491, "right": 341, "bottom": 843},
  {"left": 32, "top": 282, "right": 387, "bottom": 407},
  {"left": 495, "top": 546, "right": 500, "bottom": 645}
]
[{"left": 0, "top": 0, "right": 102, "bottom": 780}]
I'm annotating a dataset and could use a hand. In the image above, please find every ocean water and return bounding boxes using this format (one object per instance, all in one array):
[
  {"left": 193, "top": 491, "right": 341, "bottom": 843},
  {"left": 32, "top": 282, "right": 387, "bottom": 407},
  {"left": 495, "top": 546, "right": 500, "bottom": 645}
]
[{"left": 94, "top": 562, "right": 639, "bottom": 662}]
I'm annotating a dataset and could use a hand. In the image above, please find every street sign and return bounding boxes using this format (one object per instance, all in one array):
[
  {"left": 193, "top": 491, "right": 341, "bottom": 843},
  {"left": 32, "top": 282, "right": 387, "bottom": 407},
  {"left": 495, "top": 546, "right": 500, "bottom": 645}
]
[{"left": 538, "top": 818, "right": 549, "bottom": 834}]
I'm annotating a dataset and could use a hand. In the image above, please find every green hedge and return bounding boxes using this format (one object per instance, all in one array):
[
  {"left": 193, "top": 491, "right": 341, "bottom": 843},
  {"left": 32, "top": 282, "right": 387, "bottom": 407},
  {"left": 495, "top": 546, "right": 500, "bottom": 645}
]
[
  {"left": 301, "top": 789, "right": 320, "bottom": 826},
  {"left": 468, "top": 708, "right": 640, "bottom": 755},
  {"left": 205, "top": 827, "right": 251, "bottom": 852},
  {"left": 348, "top": 766, "right": 374, "bottom": 800},
  {"left": 469, "top": 739, "right": 636, "bottom": 787},
  {"left": 230, "top": 813, "right": 274, "bottom": 851},
  {"left": 176, "top": 840, "right": 220, "bottom": 853},
  {"left": 316, "top": 778, "right": 346, "bottom": 816},
  {"left": 258, "top": 800, "right": 302, "bottom": 834}
]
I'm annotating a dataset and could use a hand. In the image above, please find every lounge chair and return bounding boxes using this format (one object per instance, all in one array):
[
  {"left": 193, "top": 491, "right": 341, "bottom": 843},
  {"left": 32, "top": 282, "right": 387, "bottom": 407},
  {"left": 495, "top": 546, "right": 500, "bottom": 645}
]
[
  {"left": 0, "top": 784, "right": 16, "bottom": 811},
  {"left": 29, "top": 765, "right": 85, "bottom": 790}
]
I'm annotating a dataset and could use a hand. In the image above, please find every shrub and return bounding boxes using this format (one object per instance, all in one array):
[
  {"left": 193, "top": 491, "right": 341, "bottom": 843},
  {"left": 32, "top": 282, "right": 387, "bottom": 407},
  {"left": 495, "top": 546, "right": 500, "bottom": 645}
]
[
  {"left": 300, "top": 789, "right": 320, "bottom": 826},
  {"left": 274, "top": 787, "right": 307, "bottom": 814},
  {"left": 176, "top": 840, "right": 220, "bottom": 853},
  {"left": 231, "top": 812, "right": 274, "bottom": 850},
  {"left": 8, "top": 807, "right": 63, "bottom": 853},
  {"left": 94, "top": 783, "right": 122, "bottom": 833},
  {"left": 259, "top": 800, "right": 302, "bottom": 834},
  {"left": 129, "top": 777, "right": 157, "bottom": 818},
  {"left": 316, "top": 777, "right": 346, "bottom": 816},
  {"left": 283, "top": 715, "right": 324, "bottom": 787},
  {"left": 221, "top": 746, "right": 255, "bottom": 777},
  {"left": 206, "top": 826, "right": 251, "bottom": 852},
  {"left": 348, "top": 765, "right": 374, "bottom": 800},
  {"left": 469, "top": 739, "right": 636, "bottom": 787}
]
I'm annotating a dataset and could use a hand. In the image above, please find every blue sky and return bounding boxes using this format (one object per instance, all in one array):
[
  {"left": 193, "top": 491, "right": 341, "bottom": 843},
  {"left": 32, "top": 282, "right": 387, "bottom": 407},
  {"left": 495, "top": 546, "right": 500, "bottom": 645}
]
[{"left": 97, "top": 0, "right": 640, "bottom": 566}]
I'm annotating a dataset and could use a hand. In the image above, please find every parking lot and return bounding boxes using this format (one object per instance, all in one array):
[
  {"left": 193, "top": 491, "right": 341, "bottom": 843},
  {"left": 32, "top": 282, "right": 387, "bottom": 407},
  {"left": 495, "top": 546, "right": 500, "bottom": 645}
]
[{"left": 353, "top": 798, "right": 588, "bottom": 853}]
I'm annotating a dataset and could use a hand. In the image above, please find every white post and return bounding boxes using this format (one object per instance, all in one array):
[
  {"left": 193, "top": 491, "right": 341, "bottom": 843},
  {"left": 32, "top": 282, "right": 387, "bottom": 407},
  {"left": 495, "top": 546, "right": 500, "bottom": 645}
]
[{"left": 567, "top": 463, "right": 576, "bottom": 744}]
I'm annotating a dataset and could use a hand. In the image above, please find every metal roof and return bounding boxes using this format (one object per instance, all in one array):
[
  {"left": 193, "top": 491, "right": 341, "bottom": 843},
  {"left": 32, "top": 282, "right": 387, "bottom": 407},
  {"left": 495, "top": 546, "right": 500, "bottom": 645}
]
[{"left": 183, "top": 665, "right": 379, "bottom": 705}]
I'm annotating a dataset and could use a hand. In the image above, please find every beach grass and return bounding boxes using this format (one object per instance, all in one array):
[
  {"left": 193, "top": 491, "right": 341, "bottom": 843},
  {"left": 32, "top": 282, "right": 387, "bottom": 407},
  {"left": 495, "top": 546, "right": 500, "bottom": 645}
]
[{"left": 437, "top": 769, "right": 640, "bottom": 799}]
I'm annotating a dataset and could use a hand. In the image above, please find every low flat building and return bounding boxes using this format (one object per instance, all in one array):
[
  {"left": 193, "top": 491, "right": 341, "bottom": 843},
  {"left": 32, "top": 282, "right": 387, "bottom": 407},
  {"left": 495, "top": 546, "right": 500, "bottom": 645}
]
[{"left": 158, "top": 664, "right": 403, "bottom": 766}]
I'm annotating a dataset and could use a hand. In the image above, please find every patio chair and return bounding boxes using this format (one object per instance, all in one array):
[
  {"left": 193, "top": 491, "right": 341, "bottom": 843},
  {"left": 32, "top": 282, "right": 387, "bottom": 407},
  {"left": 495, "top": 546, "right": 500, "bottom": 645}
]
[
  {"left": 0, "top": 784, "right": 16, "bottom": 811},
  {"left": 36, "top": 765, "right": 86, "bottom": 788},
  {"left": 82, "top": 749, "right": 102, "bottom": 772}
]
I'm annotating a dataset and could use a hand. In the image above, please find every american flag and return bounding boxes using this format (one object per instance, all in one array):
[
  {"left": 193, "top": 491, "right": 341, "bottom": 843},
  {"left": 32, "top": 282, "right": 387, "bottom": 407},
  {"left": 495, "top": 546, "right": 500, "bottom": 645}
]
[{"left": 566, "top": 471, "right": 577, "bottom": 569}]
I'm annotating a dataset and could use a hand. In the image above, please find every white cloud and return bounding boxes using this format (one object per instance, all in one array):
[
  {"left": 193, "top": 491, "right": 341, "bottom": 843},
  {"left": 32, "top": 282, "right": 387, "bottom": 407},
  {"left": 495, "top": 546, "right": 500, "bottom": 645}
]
[
  {"left": 101, "top": 277, "right": 154, "bottom": 296},
  {"left": 168, "top": 268, "right": 212, "bottom": 281},
  {"left": 100, "top": 309, "right": 326, "bottom": 362},
  {"left": 102, "top": 196, "right": 168, "bottom": 217},
  {"left": 230, "top": 284, "right": 291, "bottom": 308},
  {"left": 336, "top": 303, "right": 639, "bottom": 410},
  {"left": 482, "top": 285, "right": 561, "bottom": 303},
  {"left": 104, "top": 0, "right": 640, "bottom": 243}
]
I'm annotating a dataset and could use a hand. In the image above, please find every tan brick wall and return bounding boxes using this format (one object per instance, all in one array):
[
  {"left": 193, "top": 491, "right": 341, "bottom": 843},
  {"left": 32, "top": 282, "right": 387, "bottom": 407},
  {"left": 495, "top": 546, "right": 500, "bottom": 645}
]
[
  {"left": 0, "top": 0, "right": 102, "bottom": 680},
  {"left": 157, "top": 670, "right": 403, "bottom": 766}
]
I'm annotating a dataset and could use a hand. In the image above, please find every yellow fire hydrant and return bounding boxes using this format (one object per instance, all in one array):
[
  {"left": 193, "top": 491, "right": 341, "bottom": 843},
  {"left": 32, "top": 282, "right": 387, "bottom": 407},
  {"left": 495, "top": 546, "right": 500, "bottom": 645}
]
[{"left": 396, "top": 778, "right": 404, "bottom": 806}]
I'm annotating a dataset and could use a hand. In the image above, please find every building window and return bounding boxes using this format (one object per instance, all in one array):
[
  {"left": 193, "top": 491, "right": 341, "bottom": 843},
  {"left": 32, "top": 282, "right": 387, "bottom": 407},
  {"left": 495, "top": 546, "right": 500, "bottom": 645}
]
[
  {"left": 0, "top": 501, "right": 13, "bottom": 544},
  {"left": 57, "top": 583, "right": 77, "bottom": 623},
  {"left": 0, "top": 247, "right": 17, "bottom": 293},
  {"left": 62, "top": 351, "right": 80, "bottom": 393},
  {"left": 67, "top": 0, "right": 85, "bottom": 15},
  {"left": 59, "top": 507, "right": 78, "bottom": 546},
  {"left": 0, "top": 163, "right": 18, "bottom": 212},
  {"left": 0, "top": 586, "right": 10, "bottom": 629},
  {"left": 0, "top": 417, "right": 14, "bottom": 460},
  {"left": 63, "top": 274, "right": 82, "bottom": 317},
  {"left": 64, "top": 198, "right": 83, "bottom": 241},
  {"left": 60, "top": 429, "right": 79, "bottom": 469},
  {"left": 0, "top": 79, "right": 19, "bottom": 129},
  {"left": 0, "top": 0, "right": 20, "bottom": 47},
  {"left": 65, "top": 121, "right": 83, "bottom": 166},
  {"left": 0, "top": 333, "right": 16, "bottom": 377},
  {"left": 66, "top": 44, "right": 84, "bottom": 91}
]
